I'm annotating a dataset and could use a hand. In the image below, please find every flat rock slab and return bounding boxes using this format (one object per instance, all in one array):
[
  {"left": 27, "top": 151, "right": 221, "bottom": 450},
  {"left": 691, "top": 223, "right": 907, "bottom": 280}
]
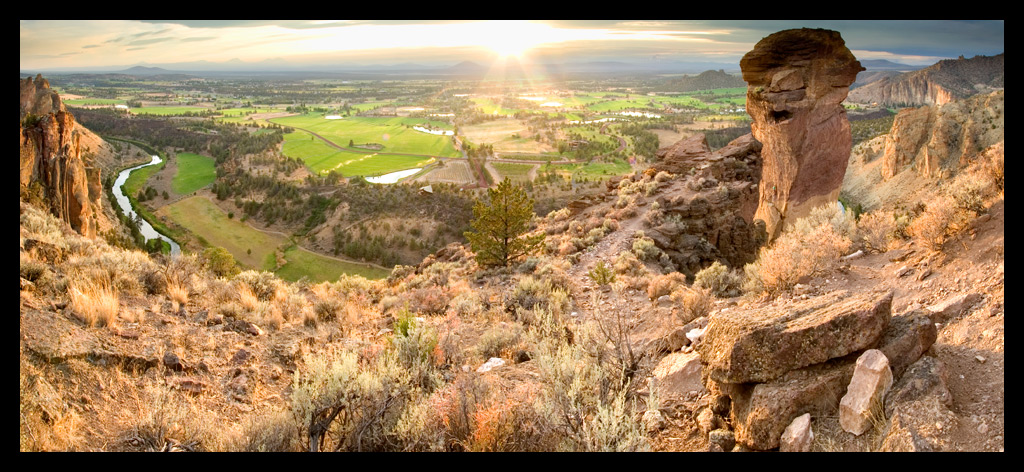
[{"left": 697, "top": 290, "right": 893, "bottom": 384}]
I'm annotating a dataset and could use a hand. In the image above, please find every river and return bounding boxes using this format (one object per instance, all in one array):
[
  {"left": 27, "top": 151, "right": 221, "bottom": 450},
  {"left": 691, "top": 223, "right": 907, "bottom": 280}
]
[{"left": 112, "top": 155, "right": 182, "bottom": 256}]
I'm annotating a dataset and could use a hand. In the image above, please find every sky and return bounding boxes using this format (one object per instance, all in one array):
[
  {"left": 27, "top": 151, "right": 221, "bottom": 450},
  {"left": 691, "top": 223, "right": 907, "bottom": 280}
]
[{"left": 20, "top": 20, "right": 1005, "bottom": 71}]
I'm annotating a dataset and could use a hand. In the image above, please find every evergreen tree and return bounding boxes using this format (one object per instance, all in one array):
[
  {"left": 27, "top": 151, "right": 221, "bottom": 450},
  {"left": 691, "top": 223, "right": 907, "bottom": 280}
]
[{"left": 464, "top": 178, "right": 544, "bottom": 267}]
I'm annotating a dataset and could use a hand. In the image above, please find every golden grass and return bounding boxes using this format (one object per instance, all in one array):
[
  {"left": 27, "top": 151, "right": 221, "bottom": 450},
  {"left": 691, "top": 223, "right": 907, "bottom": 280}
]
[{"left": 69, "top": 279, "right": 119, "bottom": 328}]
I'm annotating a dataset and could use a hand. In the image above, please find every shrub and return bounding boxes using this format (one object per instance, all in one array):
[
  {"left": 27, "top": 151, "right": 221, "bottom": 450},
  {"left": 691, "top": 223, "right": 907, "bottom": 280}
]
[
  {"left": 693, "top": 261, "right": 743, "bottom": 298},
  {"left": 407, "top": 287, "right": 449, "bottom": 317},
  {"left": 857, "top": 209, "right": 898, "bottom": 253},
  {"left": 202, "top": 247, "right": 240, "bottom": 278},
  {"left": 234, "top": 270, "right": 281, "bottom": 301},
  {"left": 647, "top": 272, "right": 687, "bottom": 301},
  {"left": 907, "top": 196, "right": 961, "bottom": 251},
  {"left": 632, "top": 234, "right": 661, "bottom": 262},
  {"left": 673, "top": 286, "right": 714, "bottom": 324},
  {"left": 749, "top": 204, "right": 853, "bottom": 296},
  {"left": 587, "top": 260, "right": 617, "bottom": 287},
  {"left": 477, "top": 324, "right": 522, "bottom": 359}
]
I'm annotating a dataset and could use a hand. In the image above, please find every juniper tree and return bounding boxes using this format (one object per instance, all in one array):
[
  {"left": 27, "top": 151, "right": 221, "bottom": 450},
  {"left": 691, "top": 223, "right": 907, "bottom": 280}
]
[{"left": 464, "top": 178, "right": 543, "bottom": 268}]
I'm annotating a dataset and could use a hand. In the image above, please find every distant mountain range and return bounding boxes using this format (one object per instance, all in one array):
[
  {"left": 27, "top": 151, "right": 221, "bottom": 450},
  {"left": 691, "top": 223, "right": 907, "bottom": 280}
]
[{"left": 21, "top": 58, "right": 743, "bottom": 79}]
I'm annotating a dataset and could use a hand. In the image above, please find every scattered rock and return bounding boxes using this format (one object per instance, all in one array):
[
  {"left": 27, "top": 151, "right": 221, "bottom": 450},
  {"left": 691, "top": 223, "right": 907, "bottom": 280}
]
[
  {"left": 231, "top": 348, "right": 252, "bottom": 365},
  {"left": 894, "top": 266, "right": 912, "bottom": 277},
  {"left": 925, "top": 293, "right": 983, "bottom": 323},
  {"left": 652, "top": 350, "right": 705, "bottom": 402},
  {"left": 884, "top": 355, "right": 952, "bottom": 417},
  {"left": 476, "top": 357, "right": 506, "bottom": 373},
  {"left": 162, "top": 351, "right": 185, "bottom": 372},
  {"left": 708, "top": 429, "right": 736, "bottom": 452},
  {"left": 642, "top": 409, "right": 665, "bottom": 434},
  {"left": 779, "top": 413, "right": 814, "bottom": 452},
  {"left": 839, "top": 349, "right": 893, "bottom": 436},
  {"left": 842, "top": 249, "right": 864, "bottom": 261}
]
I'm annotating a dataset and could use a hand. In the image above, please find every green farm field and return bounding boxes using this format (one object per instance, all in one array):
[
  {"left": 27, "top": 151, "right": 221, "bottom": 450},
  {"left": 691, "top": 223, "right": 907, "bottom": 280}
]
[
  {"left": 172, "top": 152, "right": 216, "bottom": 194},
  {"left": 270, "top": 114, "right": 459, "bottom": 157},
  {"left": 157, "top": 196, "right": 281, "bottom": 271},
  {"left": 130, "top": 106, "right": 210, "bottom": 116},
  {"left": 276, "top": 246, "right": 390, "bottom": 282},
  {"left": 280, "top": 131, "right": 436, "bottom": 177},
  {"left": 64, "top": 98, "right": 125, "bottom": 106}
]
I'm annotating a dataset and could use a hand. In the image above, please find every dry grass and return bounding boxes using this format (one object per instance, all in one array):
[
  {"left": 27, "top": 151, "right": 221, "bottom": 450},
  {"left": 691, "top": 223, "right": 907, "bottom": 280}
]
[
  {"left": 166, "top": 278, "right": 189, "bottom": 308},
  {"left": 69, "top": 278, "right": 119, "bottom": 328}
]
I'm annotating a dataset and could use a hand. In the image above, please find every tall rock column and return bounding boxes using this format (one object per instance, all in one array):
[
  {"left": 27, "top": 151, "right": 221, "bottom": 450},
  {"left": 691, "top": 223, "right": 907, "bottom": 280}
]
[{"left": 740, "top": 29, "right": 864, "bottom": 240}]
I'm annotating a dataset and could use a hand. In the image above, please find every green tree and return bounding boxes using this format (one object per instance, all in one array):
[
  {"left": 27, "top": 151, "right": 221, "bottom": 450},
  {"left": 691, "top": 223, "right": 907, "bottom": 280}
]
[
  {"left": 202, "top": 246, "right": 240, "bottom": 278},
  {"left": 464, "top": 178, "right": 543, "bottom": 267}
]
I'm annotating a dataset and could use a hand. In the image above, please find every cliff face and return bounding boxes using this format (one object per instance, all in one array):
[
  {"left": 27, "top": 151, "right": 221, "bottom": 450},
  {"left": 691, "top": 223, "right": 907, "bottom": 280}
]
[
  {"left": 740, "top": 28, "right": 864, "bottom": 240},
  {"left": 882, "top": 90, "right": 1004, "bottom": 180},
  {"left": 847, "top": 54, "right": 1003, "bottom": 107},
  {"left": 20, "top": 75, "right": 107, "bottom": 239}
]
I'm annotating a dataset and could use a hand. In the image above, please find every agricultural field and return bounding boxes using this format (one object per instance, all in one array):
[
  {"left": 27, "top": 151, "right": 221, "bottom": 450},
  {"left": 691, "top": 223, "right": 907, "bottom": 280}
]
[
  {"left": 215, "top": 107, "right": 285, "bottom": 123},
  {"left": 269, "top": 114, "right": 459, "bottom": 158},
  {"left": 157, "top": 196, "right": 281, "bottom": 271},
  {"left": 461, "top": 118, "right": 556, "bottom": 154},
  {"left": 490, "top": 162, "right": 535, "bottom": 182},
  {"left": 172, "top": 152, "right": 217, "bottom": 195},
  {"left": 551, "top": 158, "right": 632, "bottom": 180},
  {"left": 64, "top": 98, "right": 125, "bottom": 106},
  {"left": 130, "top": 106, "right": 211, "bottom": 116},
  {"left": 281, "top": 130, "right": 436, "bottom": 177},
  {"left": 275, "top": 245, "right": 390, "bottom": 282},
  {"left": 414, "top": 160, "right": 475, "bottom": 185}
]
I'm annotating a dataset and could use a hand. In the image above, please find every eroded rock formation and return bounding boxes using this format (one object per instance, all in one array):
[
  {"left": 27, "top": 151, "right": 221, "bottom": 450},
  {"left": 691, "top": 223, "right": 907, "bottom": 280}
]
[
  {"left": 646, "top": 133, "right": 765, "bottom": 277},
  {"left": 881, "top": 90, "right": 1003, "bottom": 180},
  {"left": 740, "top": 28, "right": 864, "bottom": 240},
  {"left": 20, "top": 74, "right": 106, "bottom": 239}
]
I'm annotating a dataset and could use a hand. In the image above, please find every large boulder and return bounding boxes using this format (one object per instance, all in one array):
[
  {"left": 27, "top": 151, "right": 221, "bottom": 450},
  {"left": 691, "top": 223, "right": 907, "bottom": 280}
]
[
  {"left": 740, "top": 28, "right": 864, "bottom": 240},
  {"left": 697, "top": 290, "right": 893, "bottom": 384}
]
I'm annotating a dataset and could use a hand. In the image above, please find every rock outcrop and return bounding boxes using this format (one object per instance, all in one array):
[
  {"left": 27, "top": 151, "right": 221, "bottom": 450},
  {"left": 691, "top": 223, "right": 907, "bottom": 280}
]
[
  {"left": 694, "top": 288, "right": 942, "bottom": 450},
  {"left": 20, "top": 74, "right": 107, "bottom": 239},
  {"left": 881, "top": 90, "right": 1003, "bottom": 180},
  {"left": 646, "top": 133, "right": 765, "bottom": 277},
  {"left": 847, "top": 53, "right": 1003, "bottom": 108},
  {"left": 740, "top": 28, "right": 864, "bottom": 240}
]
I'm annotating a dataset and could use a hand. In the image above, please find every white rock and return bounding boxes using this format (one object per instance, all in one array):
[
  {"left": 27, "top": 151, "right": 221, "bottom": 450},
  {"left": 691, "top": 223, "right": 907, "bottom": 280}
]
[
  {"left": 842, "top": 249, "right": 865, "bottom": 260},
  {"left": 686, "top": 327, "right": 705, "bottom": 346},
  {"left": 476, "top": 357, "right": 506, "bottom": 373},
  {"left": 642, "top": 409, "right": 665, "bottom": 434},
  {"left": 839, "top": 349, "right": 893, "bottom": 435},
  {"left": 779, "top": 413, "right": 814, "bottom": 452}
]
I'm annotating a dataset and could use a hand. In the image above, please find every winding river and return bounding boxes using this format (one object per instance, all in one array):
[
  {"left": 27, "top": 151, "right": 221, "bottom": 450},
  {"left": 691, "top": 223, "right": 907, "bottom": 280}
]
[{"left": 112, "top": 155, "right": 181, "bottom": 256}]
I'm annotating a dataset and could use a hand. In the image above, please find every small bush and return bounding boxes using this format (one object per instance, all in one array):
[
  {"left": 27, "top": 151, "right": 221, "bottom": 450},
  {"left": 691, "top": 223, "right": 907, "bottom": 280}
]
[
  {"left": 857, "top": 209, "right": 898, "bottom": 253},
  {"left": 476, "top": 324, "right": 522, "bottom": 359},
  {"left": 908, "top": 196, "right": 961, "bottom": 251},
  {"left": 673, "top": 286, "right": 714, "bottom": 324},
  {"left": 587, "top": 261, "right": 616, "bottom": 287},
  {"left": 749, "top": 204, "right": 853, "bottom": 296},
  {"left": 647, "top": 272, "right": 687, "bottom": 301},
  {"left": 693, "top": 261, "right": 743, "bottom": 298},
  {"left": 632, "top": 235, "right": 662, "bottom": 262}
]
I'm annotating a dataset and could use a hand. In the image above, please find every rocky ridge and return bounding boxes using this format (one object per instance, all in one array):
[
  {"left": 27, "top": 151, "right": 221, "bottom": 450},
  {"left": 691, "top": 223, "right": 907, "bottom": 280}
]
[{"left": 847, "top": 53, "right": 1003, "bottom": 108}]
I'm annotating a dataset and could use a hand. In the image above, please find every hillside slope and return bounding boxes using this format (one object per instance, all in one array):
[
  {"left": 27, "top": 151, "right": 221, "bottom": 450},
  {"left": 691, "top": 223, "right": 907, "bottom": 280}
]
[{"left": 846, "top": 54, "right": 1003, "bottom": 107}]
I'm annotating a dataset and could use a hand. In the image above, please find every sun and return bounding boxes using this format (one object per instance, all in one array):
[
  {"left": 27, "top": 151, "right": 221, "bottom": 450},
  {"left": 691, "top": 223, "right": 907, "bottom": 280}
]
[{"left": 476, "top": 20, "right": 550, "bottom": 58}]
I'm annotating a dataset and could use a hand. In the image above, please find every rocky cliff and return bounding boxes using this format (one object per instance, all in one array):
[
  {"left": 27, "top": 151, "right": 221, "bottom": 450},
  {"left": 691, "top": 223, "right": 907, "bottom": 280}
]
[
  {"left": 881, "top": 90, "right": 1004, "bottom": 180},
  {"left": 847, "top": 54, "right": 1003, "bottom": 107},
  {"left": 20, "top": 74, "right": 109, "bottom": 239},
  {"left": 740, "top": 28, "right": 864, "bottom": 240}
]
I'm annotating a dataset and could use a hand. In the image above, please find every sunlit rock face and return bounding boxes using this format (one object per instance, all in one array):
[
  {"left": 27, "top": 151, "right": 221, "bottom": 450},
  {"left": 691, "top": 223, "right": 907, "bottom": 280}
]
[{"left": 740, "top": 28, "right": 864, "bottom": 240}]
